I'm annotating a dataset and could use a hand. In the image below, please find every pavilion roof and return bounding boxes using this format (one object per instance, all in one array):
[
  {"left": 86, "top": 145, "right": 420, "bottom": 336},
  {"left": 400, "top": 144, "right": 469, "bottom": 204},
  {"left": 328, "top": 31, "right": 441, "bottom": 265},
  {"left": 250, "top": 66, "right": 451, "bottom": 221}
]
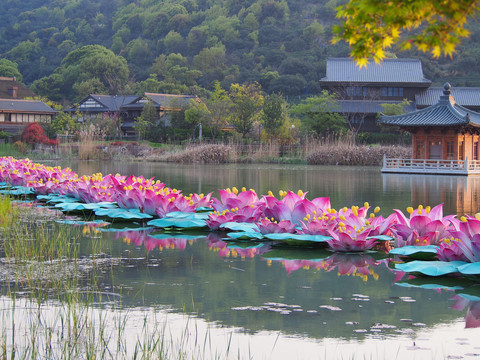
[{"left": 379, "top": 84, "right": 480, "bottom": 128}]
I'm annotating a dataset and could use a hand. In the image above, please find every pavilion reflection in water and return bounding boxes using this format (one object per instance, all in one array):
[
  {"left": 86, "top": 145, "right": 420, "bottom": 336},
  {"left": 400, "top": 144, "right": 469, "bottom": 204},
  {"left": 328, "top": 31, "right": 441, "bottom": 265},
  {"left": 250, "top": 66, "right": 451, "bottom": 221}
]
[{"left": 382, "top": 173, "right": 480, "bottom": 216}]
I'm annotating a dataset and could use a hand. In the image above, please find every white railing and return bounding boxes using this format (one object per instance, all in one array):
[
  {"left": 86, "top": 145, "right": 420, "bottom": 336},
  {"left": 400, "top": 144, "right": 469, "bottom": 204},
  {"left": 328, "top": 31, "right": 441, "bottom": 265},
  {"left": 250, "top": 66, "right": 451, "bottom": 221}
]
[{"left": 383, "top": 156, "right": 480, "bottom": 173}]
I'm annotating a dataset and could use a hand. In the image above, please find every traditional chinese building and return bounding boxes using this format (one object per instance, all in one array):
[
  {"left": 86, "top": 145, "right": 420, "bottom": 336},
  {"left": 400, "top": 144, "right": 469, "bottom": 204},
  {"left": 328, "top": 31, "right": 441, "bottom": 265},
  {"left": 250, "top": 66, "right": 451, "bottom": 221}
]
[{"left": 379, "top": 83, "right": 480, "bottom": 175}]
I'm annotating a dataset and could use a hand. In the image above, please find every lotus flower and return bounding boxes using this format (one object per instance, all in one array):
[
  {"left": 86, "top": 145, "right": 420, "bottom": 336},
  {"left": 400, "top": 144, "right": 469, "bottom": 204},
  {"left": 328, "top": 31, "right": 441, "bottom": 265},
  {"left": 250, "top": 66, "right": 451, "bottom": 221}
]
[
  {"left": 393, "top": 204, "right": 455, "bottom": 246},
  {"left": 326, "top": 225, "right": 377, "bottom": 252},
  {"left": 255, "top": 218, "right": 296, "bottom": 234}
]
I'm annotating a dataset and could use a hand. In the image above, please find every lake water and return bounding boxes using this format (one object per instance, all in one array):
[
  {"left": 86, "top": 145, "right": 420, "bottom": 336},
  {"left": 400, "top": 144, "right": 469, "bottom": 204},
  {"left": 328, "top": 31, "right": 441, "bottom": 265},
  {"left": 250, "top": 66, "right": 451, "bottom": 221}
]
[{"left": 7, "top": 161, "right": 480, "bottom": 359}]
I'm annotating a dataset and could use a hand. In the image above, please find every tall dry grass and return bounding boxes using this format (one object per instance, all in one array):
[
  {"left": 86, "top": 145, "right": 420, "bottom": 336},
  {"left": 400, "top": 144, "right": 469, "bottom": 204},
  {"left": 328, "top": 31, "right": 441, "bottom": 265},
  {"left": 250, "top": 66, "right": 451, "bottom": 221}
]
[
  {"left": 78, "top": 124, "right": 106, "bottom": 160},
  {"left": 306, "top": 144, "right": 412, "bottom": 166}
]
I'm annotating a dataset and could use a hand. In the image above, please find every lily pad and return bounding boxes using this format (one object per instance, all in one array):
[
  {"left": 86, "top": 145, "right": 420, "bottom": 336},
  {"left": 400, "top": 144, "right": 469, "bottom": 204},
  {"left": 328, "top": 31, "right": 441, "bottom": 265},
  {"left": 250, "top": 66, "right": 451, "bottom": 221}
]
[
  {"left": 395, "top": 277, "right": 466, "bottom": 291},
  {"left": 226, "top": 231, "right": 264, "bottom": 240},
  {"left": 165, "top": 211, "right": 211, "bottom": 220},
  {"left": 55, "top": 202, "right": 117, "bottom": 212},
  {"left": 395, "top": 260, "right": 467, "bottom": 277},
  {"left": 148, "top": 217, "right": 206, "bottom": 230},
  {"left": 0, "top": 187, "right": 34, "bottom": 196},
  {"left": 56, "top": 219, "right": 110, "bottom": 226},
  {"left": 264, "top": 233, "right": 331, "bottom": 247},
  {"left": 389, "top": 245, "right": 440, "bottom": 260},
  {"left": 95, "top": 208, "right": 153, "bottom": 220},
  {"left": 458, "top": 262, "right": 480, "bottom": 276},
  {"left": 219, "top": 222, "right": 259, "bottom": 232},
  {"left": 367, "top": 235, "right": 394, "bottom": 241}
]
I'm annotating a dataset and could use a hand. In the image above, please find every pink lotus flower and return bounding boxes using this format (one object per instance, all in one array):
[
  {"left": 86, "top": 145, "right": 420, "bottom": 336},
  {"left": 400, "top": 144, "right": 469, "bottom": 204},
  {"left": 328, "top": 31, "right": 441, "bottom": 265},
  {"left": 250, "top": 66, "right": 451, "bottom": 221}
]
[
  {"left": 393, "top": 204, "right": 454, "bottom": 246},
  {"left": 255, "top": 218, "right": 296, "bottom": 234},
  {"left": 326, "top": 225, "right": 377, "bottom": 252}
]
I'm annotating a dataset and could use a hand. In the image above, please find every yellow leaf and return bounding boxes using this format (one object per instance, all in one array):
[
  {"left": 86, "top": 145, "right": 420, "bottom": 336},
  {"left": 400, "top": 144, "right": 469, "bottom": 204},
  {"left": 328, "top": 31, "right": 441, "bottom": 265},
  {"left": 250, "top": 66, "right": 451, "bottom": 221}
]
[
  {"left": 443, "top": 42, "right": 456, "bottom": 57},
  {"left": 382, "top": 36, "right": 394, "bottom": 48},
  {"left": 432, "top": 45, "right": 441, "bottom": 58},
  {"left": 356, "top": 57, "right": 369, "bottom": 69}
]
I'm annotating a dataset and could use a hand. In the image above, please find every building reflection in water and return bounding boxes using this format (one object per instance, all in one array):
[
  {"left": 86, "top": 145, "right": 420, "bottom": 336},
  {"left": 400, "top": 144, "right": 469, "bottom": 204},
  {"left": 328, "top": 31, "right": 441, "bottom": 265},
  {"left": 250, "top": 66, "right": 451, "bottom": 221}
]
[{"left": 382, "top": 174, "right": 480, "bottom": 216}]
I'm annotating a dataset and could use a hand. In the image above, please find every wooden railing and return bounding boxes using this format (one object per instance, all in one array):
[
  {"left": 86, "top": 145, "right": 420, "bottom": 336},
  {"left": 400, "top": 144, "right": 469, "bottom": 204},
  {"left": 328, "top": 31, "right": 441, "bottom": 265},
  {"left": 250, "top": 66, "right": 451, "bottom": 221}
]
[{"left": 383, "top": 156, "right": 480, "bottom": 173}]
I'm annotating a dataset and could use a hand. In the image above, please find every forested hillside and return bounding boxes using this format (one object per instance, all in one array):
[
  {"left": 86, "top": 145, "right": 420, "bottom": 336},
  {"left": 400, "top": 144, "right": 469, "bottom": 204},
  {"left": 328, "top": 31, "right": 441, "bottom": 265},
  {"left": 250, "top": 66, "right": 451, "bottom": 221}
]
[{"left": 1, "top": 0, "right": 480, "bottom": 104}]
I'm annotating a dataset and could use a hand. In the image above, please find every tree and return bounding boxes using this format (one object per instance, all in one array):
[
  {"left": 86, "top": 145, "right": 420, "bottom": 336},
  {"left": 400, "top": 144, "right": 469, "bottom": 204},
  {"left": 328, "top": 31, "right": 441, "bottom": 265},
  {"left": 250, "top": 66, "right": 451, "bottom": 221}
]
[
  {"left": 333, "top": 0, "right": 480, "bottom": 67},
  {"left": 289, "top": 91, "right": 347, "bottom": 138},
  {"left": 0, "top": 59, "right": 23, "bottom": 81},
  {"left": 204, "top": 81, "right": 232, "bottom": 139},
  {"left": 262, "top": 93, "right": 287, "bottom": 141},
  {"left": 228, "top": 83, "right": 264, "bottom": 138},
  {"left": 136, "top": 100, "right": 159, "bottom": 141},
  {"left": 380, "top": 99, "right": 412, "bottom": 116}
]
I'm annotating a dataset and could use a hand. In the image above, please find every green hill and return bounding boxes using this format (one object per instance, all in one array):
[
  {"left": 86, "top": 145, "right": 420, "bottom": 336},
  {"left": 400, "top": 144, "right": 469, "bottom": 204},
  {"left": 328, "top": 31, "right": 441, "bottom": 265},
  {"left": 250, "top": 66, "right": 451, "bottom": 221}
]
[{"left": 1, "top": 0, "right": 479, "bottom": 104}]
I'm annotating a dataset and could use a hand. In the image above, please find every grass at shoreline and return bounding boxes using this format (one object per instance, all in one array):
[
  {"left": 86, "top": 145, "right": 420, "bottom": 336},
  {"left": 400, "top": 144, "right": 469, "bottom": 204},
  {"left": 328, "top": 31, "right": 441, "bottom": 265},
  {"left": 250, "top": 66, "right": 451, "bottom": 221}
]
[{"left": 0, "top": 139, "right": 411, "bottom": 166}]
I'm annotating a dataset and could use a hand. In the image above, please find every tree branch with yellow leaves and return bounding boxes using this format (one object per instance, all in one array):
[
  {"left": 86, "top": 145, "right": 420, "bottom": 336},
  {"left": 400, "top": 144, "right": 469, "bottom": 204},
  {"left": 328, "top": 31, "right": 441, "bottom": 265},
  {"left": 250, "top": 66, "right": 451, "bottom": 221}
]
[{"left": 332, "top": 0, "right": 480, "bottom": 67}]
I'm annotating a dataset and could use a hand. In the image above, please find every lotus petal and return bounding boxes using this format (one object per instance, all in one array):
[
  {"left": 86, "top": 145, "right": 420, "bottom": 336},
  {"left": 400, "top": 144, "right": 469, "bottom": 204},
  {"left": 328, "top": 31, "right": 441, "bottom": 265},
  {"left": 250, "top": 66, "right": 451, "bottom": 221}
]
[{"left": 395, "top": 260, "right": 467, "bottom": 276}]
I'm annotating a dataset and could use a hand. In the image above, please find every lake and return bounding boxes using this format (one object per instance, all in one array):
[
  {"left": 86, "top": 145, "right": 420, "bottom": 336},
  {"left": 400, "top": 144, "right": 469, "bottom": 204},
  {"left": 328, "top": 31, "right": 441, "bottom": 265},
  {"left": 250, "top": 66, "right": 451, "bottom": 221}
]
[{"left": 3, "top": 161, "right": 480, "bottom": 359}]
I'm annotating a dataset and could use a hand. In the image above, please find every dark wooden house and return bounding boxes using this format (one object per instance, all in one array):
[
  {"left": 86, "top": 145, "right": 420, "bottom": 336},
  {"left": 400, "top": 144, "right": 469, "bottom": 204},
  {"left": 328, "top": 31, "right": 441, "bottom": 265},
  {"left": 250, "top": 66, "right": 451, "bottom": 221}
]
[{"left": 320, "top": 58, "right": 432, "bottom": 132}]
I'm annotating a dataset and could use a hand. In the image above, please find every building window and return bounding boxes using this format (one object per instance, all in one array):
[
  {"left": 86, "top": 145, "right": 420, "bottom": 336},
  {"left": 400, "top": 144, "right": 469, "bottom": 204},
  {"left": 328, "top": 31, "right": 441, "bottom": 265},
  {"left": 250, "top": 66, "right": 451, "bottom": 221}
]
[
  {"left": 5, "top": 114, "right": 11, "bottom": 122},
  {"left": 381, "top": 87, "right": 404, "bottom": 97},
  {"left": 346, "top": 86, "right": 367, "bottom": 97},
  {"left": 446, "top": 141, "right": 455, "bottom": 160},
  {"left": 474, "top": 142, "right": 479, "bottom": 160},
  {"left": 459, "top": 141, "right": 464, "bottom": 160}
]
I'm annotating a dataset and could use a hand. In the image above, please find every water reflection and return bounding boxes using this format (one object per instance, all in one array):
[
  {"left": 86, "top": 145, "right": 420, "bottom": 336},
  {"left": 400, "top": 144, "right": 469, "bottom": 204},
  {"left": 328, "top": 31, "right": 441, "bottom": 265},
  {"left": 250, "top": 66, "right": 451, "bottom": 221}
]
[{"left": 382, "top": 173, "right": 480, "bottom": 216}]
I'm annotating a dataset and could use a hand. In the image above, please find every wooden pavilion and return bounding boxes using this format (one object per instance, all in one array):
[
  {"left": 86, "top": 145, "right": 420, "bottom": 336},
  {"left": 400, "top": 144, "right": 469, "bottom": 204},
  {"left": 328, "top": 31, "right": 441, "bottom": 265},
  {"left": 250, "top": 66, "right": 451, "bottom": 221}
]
[{"left": 379, "top": 83, "right": 480, "bottom": 175}]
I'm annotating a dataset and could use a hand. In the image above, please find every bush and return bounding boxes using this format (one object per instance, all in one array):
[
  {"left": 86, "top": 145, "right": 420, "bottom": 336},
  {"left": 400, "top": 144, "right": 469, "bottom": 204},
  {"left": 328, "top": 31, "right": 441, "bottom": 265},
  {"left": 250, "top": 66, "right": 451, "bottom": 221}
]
[
  {"left": 21, "top": 122, "right": 59, "bottom": 147},
  {"left": 306, "top": 144, "right": 412, "bottom": 166},
  {"left": 13, "top": 141, "right": 27, "bottom": 154},
  {"left": 0, "top": 131, "right": 10, "bottom": 140}
]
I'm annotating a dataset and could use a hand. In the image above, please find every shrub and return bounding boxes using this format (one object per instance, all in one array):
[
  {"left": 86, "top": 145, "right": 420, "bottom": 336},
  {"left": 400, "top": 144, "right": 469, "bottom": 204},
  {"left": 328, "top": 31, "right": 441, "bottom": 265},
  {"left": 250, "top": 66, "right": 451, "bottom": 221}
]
[
  {"left": 21, "top": 122, "right": 59, "bottom": 147},
  {"left": 13, "top": 141, "right": 27, "bottom": 154}
]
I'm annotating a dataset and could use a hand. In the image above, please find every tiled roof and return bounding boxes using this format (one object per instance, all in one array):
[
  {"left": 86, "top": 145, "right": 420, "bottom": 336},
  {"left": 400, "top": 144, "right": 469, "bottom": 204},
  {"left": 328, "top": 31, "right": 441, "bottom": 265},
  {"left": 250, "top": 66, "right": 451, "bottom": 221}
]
[
  {"left": 0, "top": 99, "right": 57, "bottom": 113},
  {"left": 334, "top": 100, "right": 416, "bottom": 114},
  {"left": 90, "top": 95, "right": 139, "bottom": 111},
  {"left": 379, "top": 85, "right": 480, "bottom": 127},
  {"left": 320, "top": 58, "right": 432, "bottom": 84},
  {"left": 144, "top": 93, "right": 199, "bottom": 108},
  {"left": 416, "top": 87, "right": 480, "bottom": 107}
]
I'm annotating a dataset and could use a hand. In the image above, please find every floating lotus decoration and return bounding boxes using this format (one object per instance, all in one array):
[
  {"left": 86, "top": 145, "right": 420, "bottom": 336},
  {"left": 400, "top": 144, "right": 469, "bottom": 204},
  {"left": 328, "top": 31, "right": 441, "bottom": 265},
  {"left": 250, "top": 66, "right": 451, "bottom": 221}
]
[{"left": 3, "top": 156, "right": 480, "bottom": 277}]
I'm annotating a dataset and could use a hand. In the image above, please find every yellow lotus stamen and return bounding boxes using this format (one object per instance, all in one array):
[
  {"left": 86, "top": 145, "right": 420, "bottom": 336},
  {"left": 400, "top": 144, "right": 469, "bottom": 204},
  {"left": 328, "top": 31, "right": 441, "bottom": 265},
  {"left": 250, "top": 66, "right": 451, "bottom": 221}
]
[
  {"left": 297, "top": 190, "right": 303, "bottom": 197},
  {"left": 374, "top": 206, "right": 380, "bottom": 213},
  {"left": 461, "top": 216, "right": 467, "bottom": 222},
  {"left": 407, "top": 207, "right": 414, "bottom": 214},
  {"left": 268, "top": 190, "right": 273, "bottom": 197},
  {"left": 364, "top": 202, "right": 369, "bottom": 208},
  {"left": 232, "top": 187, "right": 238, "bottom": 195}
]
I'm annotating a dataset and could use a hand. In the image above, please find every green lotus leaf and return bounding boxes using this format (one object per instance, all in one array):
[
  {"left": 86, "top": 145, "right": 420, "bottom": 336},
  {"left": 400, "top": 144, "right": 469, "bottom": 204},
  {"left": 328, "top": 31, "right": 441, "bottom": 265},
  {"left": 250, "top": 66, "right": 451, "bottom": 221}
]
[
  {"left": 219, "top": 222, "right": 259, "bottom": 232},
  {"left": 0, "top": 187, "right": 34, "bottom": 195},
  {"left": 196, "top": 207, "right": 213, "bottom": 213},
  {"left": 226, "top": 231, "right": 264, "bottom": 240},
  {"left": 56, "top": 202, "right": 117, "bottom": 212},
  {"left": 165, "top": 211, "right": 211, "bottom": 220},
  {"left": 458, "top": 262, "right": 480, "bottom": 276},
  {"left": 395, "top": 260, "right": 467, "bottom": 276},
  {"left": 227, "top": 242, "right": 265, "bottom": 249},
  {"left": 389, "top": 245, "right": 440, "bottom": 260},
  {"left": 148, "top": 218, "right": 207, "bottom": 229},
  {"left": 264, "top": 233, "right": 330, "bottom": 242},
  {"left": 95, "top": 208, "right": 153, "bottom": 220},
  {"left": 395, "top": 276, "right": 465, "bottom": 290},
  {"left": 366, "top": 235, "right": 394, "bottom": 241}
]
